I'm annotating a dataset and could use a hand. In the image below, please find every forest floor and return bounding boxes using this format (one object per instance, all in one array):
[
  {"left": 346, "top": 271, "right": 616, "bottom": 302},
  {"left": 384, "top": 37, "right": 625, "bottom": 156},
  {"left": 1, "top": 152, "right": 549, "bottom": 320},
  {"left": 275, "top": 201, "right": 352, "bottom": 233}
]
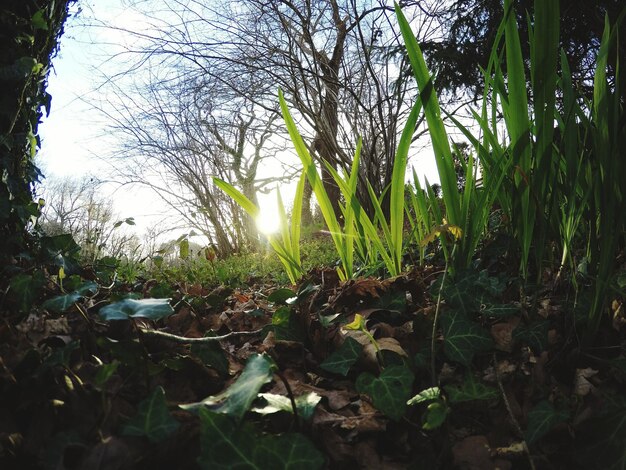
[{"left": 1, "top": 256, "right": 625, "bottom": 469}]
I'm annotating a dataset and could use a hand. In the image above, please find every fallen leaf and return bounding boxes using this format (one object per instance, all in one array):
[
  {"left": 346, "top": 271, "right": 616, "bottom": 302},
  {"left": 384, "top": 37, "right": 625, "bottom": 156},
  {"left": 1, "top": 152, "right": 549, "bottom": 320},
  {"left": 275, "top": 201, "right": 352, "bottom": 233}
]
[
  {"left": 573, "top": 368, "right": 598, "bottom": 396},
  {"left": 80, "top": 437, "right": 131, "bottom": 470},
  {"left": 363, "top": 337, "right": 408, "bottom": 368},
  {"left": 491, "top": 317, "right": 520, "bottom": 352},
  {"left": 452, "top": 435, "right": 494, "bottom": 470},
  {"left": 324, "top": 390, "right": 353, "bottom": 411}
]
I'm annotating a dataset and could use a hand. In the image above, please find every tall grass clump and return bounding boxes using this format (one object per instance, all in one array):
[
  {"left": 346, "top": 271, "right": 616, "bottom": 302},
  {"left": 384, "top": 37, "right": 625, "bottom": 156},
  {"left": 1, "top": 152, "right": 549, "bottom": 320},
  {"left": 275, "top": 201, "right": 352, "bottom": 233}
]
[
  {"left": 279, "top": 88, "right": 422, "bottom": 279},
  {"left": 395, "top": 4, "right": 505, "bottom": 269},
  {"left": 218, "top": 0, "right": 623, "bottom": 340},
  {"left": 397, "top": 0, "right": 624, "bottom": 338}
]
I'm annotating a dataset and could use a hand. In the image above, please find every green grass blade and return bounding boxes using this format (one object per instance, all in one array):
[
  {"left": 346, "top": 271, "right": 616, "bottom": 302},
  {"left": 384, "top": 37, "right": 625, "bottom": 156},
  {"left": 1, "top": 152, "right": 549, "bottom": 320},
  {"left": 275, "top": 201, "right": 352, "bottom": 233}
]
[
  {"left": 395, "top": 3, "right": 460, "bottom": 226},
  {"left": 279, "top": 89, "right": 350, "bottom": 279},
  {"left": 214, "top": 178, "right": 260, "bottom": 219},
  {"left": 390, "top": 99, "right": 422, "bottom": 273},
  {"left": 290, "top": 172, "right": 306, "bottom": 264}
]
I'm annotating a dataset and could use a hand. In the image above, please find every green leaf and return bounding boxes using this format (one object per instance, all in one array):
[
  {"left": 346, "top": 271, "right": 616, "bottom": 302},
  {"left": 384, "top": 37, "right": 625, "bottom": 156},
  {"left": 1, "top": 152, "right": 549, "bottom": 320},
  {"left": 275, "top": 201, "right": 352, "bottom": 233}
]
[
  {"left": 121, "top": 386, "right": 180, "bottom": 443},
  {"left": 179, "top": 238, "right": 189, "bottom": 260},
  {"left": 441, "top": 310, "right": 493, "bottom": 366},
  {"left": 513, "top": 320, "right": 549, "bottom": 353},
  {"left": 320, "top": 337, "right": 363, "bottom": 376},
  {"left": 252, "top": 392, "right": 321, "bottom": 421},
  {"left": 40, "top": 234, "right": 82, "bottom": 273},
  {"left": 75, "top": 281, "right": 98, "bottom": 296},
  {"left": 42, "top": 292, "right": 82, "bottom": 313},
  {"left": 42, "top": 340, "right": 80, "bottom": 369},
  {"left": 191, "top": 342, "right": 229, "bottom": 376},
  {"left": 214, "top": 176, "right": 302, "bottom": 284},
  {"left": 198, "top": 410, "right": 324, "bottom": 470},
  {"left": 31, "top": 10, "right": 49, "bottom": 30},
  {"left": 271, "top": 306, "right": 305, "bottom": 342},
  {"left": 149, "top": 282, "right": 174, "bottom": 298},
  {"left": 181, "top": 354, "right": 276, "bottom": 421},
  {"left": 439, "top": 269, "right": 506, "bottom": 315},
  {"left": 423, "top": 401, "right": 448, "bottom": 430},
  {"left": 525, "top": 400, "right": 569, "bottom": 444},
  {"left": 444, "top": 375, "right": 499, "bottom": 403},
  {"left": 481, "top": 304, "right": 520, "bottom": 318},
  {"left": 93, "top": 360, "right": 120, "bottom": 389},
  {"left": 99, "top": 298, "right": 174, "bottom": 321},
  {"left": 41, "top": 280, "right": 98, "bottom": 313},
  {"left": 356, "top": 365, "right": 414, "bottom": 421},
  {"left": 9, "top": 271, "right": 45, "bottom": 312},
  {"left": 395, "top": 4, "right": 460, "bottom": 226},
  {"left": 407, "top": 386, "right": 441, "bottom": 406},
  {"left": 278, "top": 89, "right": 350, "bottom": 279},
  {"left": 267, "top": 288, "right": 296, "bottom": 304},
  {"left": 318, "top": 313, "right": 341, "bottom": 327}
]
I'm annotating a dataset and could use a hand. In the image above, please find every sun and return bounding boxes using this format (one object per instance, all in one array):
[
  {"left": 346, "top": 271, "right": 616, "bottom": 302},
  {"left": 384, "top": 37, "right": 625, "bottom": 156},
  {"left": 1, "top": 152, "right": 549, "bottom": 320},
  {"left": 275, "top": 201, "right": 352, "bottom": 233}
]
[{"left": 256, "top": 202, "right": 281, "bottom": 235}]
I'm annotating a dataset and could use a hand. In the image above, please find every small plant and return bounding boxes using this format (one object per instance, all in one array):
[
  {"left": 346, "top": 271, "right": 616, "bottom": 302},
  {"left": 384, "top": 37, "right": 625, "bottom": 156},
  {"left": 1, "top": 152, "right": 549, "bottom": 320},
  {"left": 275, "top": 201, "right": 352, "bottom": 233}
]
[
  {"left": 343, "top": 313, "right": 382, "bottom": 365},
  {"left": 279, "top": 86, "right": 422, "bottom": 278},
  {"left": 214, "top": 173, "right": 306, "bottom": 285}
]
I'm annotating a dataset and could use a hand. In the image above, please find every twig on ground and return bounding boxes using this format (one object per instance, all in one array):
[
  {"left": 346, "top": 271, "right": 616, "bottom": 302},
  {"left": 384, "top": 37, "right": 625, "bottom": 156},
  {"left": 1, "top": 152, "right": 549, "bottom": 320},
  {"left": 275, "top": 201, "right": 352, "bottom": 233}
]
[
  {"left": 137, "top": 327, "right": 266, "bottom": 344},
  {"left": 493, "top": 352, "right": 536, "bottom": 470}
]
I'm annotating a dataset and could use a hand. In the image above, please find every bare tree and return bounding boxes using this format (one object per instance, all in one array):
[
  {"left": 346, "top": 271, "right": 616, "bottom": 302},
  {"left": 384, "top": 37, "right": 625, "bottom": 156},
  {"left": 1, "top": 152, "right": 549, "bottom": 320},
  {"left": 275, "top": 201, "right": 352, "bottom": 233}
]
[
  {"left": 39, "top": 176, "right": 137, "bottom": 262},
  {"left": 91, "top": 0, "right": 449, "bottom": 237},
  {"left": 97, "top": 70, "right": 291, "bottom": 255}
]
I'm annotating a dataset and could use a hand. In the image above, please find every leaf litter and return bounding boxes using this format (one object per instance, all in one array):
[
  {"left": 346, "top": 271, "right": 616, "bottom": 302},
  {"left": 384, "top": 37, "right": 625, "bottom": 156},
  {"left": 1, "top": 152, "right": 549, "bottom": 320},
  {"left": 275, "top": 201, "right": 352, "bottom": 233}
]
[{"left": 1, "top": 265, "right": 625, "bottom": 469}]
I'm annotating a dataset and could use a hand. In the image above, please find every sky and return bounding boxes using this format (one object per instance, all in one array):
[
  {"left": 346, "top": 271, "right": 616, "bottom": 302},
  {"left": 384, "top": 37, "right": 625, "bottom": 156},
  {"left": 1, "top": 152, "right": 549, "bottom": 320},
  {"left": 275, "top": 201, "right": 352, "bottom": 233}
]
[
  {"left": 37, "top": 0, "right": 444, "bottom": 243},
  {"left": 38, "top": 1, "right": 161, "bottom": 219}
]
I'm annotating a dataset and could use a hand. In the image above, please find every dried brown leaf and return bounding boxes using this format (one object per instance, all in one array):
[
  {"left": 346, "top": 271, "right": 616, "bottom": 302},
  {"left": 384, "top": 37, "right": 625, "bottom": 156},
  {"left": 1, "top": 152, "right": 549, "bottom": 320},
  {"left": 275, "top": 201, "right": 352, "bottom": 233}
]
[
  {"left": 452, "top": 435, "right": 494, "bottom": 470},
  {"left": 573, "top": 368, "right": 598, "bottom": 396}
]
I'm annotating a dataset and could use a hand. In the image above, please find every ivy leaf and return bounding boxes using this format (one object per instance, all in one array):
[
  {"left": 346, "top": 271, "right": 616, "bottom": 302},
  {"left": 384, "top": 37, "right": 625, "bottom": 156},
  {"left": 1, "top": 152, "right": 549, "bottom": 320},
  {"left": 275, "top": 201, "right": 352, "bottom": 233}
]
[
  {"left": 121, "top": 386, "right": 180, "bottom": 443},
  {"left": 252, "top": 392, "right": 321, "bottom": 421},
  {"left": 474, "top": 269, "right": 507, "bottom": 297},
  {"left": 93, "top": 360, "right": 120, "bottom": 389},
  {"left": 42, "top": 340, "right": 80, "bottom": 369},
  {"left": 271, "top": 306, "right": 305, "bottom": 342},
  {"left": 444, "top": 375, "right": 499, "bottom": 403},
  {"left": 75, "top": 281, "right": 98, "bottom": 296},
  {"left": 407, "top": 386, "right": 441, "bottom": 406},
  {"left": 198, "top": 410, "right": 324, "bottom": 470},
  {"left": 9, "top": 271, "right": 45, "bottom": 312},
  {"left": 513, "top": 320, "right": 549, "bottom": 353},
  {"left": 525, "top": 400, "right": 569, "bottom": 444},
  {"left": 32, "top": 10, "right": 49, "bottom": 30},
  {"left": 441, "top": 310, "right": 493, "bottom": 365},
  {"left": 320, "top": 337, "right": 363, "bottom": 376},
  {"left": 267, "top": 288, "right": 296, "bottom": 304},
  {"left": 191, "top": 342, "right": 229, "bottom": 376},
  {"left": 40, "top": 234, "right": 81, "bottom": 273},
  {"left": 356, "top": 365, "right": 414, "bottom": 421},
  {"left": 481, "top": 303, "right": 520, "bottom": 318},
  {"left": 423, "top": 401, "right": 449, "bottom": 430},
  {"left": 99, "top": 298, "right": 174, "bottom": 321},
  {"left": 181, "top": 354, "right": 276, "bottom": 421},
  {"left": 43, "top": 281, "right": 99, "bottom": 313},
  {"left": 42, "top": 293, "right": 82, "bottom": 313}
]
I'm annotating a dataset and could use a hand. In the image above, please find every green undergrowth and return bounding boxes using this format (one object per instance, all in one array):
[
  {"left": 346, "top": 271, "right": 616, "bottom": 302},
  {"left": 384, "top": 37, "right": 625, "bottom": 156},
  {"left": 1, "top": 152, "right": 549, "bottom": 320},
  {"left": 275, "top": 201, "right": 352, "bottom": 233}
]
[
  {"left": 3, "top": 224, "right": 625, "bottom": 468},
  {"left": 2, "top": 0, "right": 626, "bottom": 468},
  {"left": 142, "top": 237, "right": 340, "bottom": 287}
]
